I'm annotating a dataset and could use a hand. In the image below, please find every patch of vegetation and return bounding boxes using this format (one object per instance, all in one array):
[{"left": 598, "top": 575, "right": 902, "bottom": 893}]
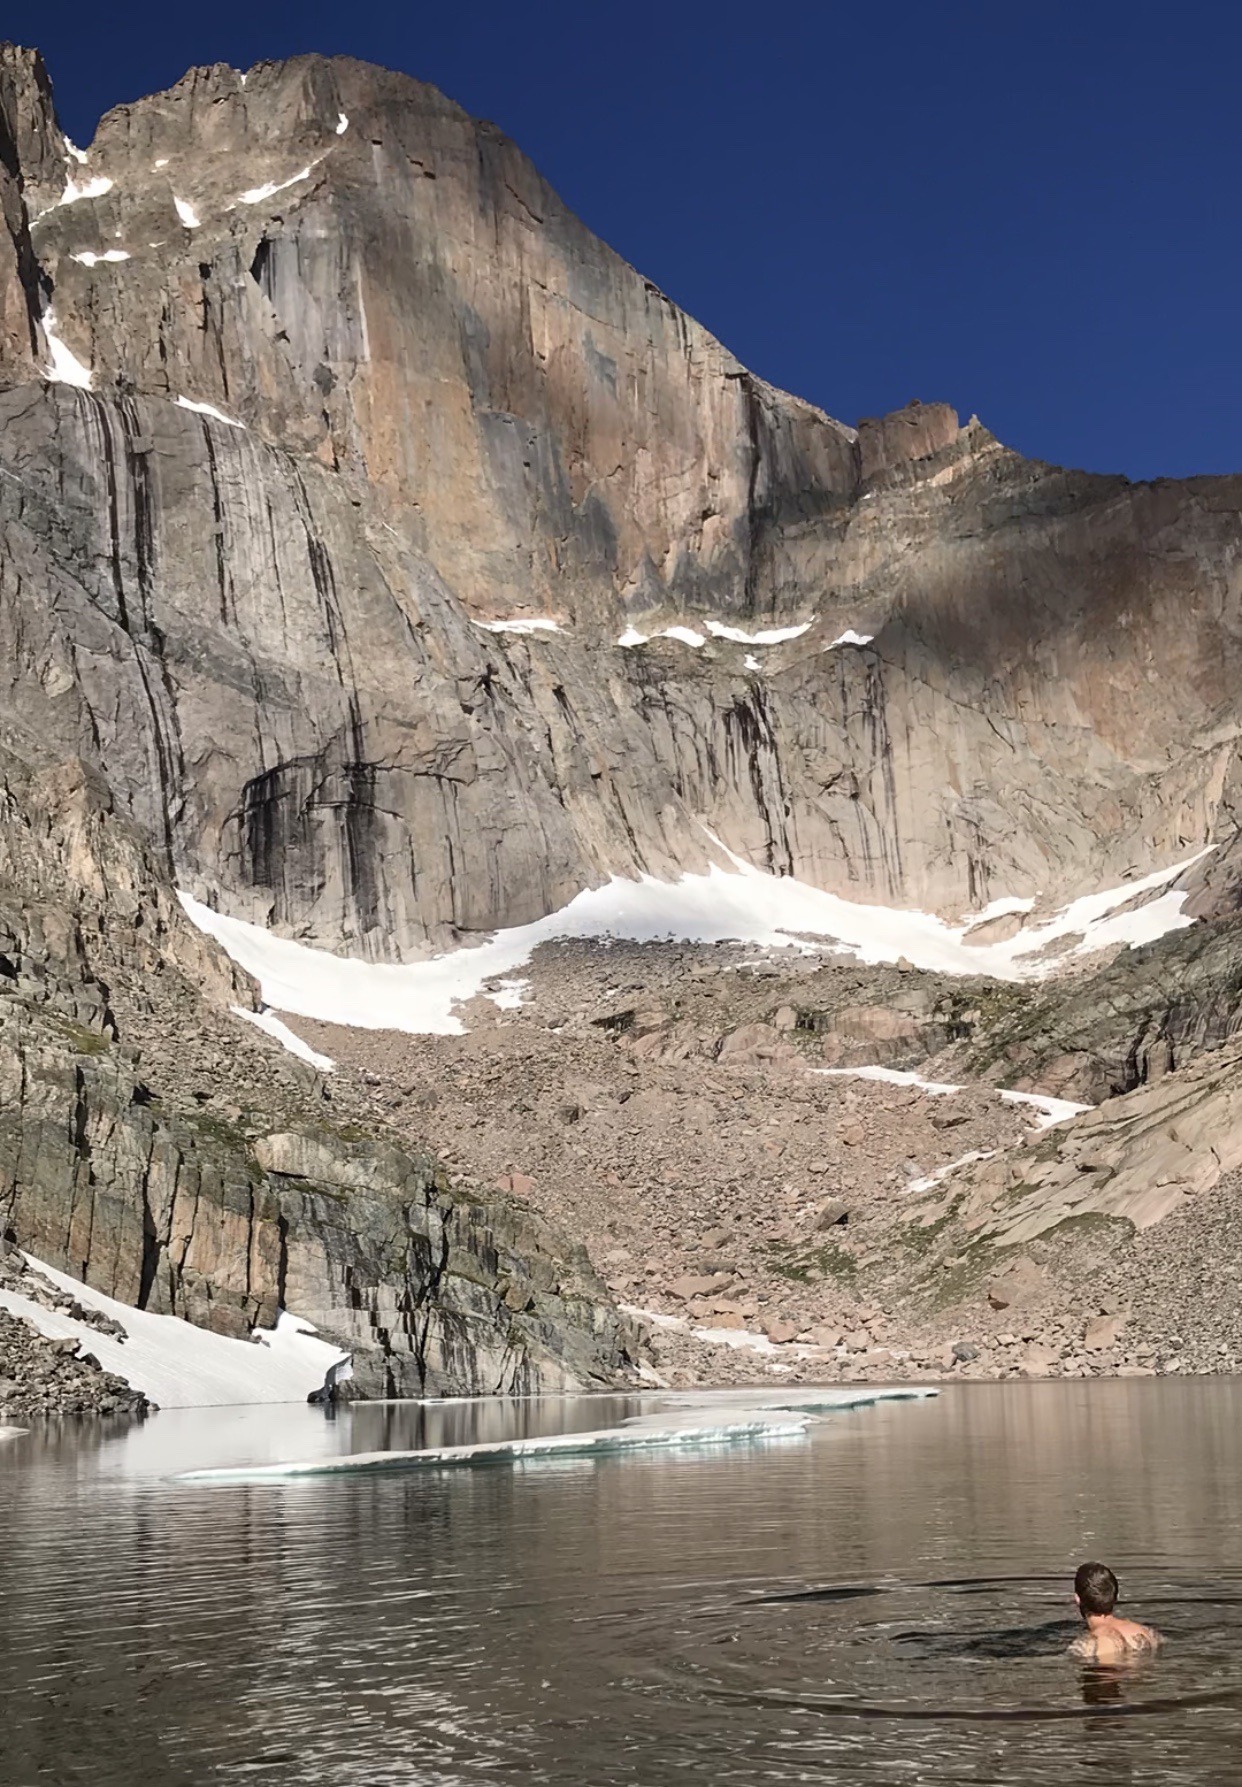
[
  {"left": 763, "top": 1237, "right": 858, "bottom": 1284},
  {"left": 45, "top": 1013, "right": 110, "bottom": 1056}
]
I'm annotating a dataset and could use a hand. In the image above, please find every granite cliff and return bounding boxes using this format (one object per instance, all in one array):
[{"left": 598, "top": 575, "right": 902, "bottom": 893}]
[{"left": 5, "top": 43, "right": 1242, "bottom": 1393}]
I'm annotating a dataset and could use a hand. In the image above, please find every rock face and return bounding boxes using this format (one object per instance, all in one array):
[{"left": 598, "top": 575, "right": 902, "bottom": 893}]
[
  {"left": 7, "top": 42, "right": 1242, "bottom": 1396},
  {"left": 0, "top": 745, "right": 638, "bottom": 1394},
  {"left": 3, "top": 43, "right": 1242, "bottom": 966}
]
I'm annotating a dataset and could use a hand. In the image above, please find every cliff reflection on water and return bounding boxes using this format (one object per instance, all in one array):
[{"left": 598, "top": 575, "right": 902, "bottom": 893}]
[{"left": 1, "top": 1380, "right": 1240, "bottom": 1785}]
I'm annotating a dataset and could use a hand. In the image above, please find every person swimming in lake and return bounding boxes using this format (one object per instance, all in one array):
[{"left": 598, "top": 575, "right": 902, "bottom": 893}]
[{"left": 1069, "top": 1562, "right": 1161, "bottom": 1662}]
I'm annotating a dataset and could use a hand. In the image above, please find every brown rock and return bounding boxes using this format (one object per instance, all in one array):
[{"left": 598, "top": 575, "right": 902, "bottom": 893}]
[{"left": 1084, "top": 1314, "right": 1124, "bottom": 1351}]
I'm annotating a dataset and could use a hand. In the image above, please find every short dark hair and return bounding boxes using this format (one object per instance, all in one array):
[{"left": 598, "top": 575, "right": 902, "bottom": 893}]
[{"left": 1075, "top": 1562, "right": 1118, "bottom": 1616}]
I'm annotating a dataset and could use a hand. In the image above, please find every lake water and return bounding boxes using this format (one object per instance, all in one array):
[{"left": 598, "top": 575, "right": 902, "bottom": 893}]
[{"left": 2, "top": 1380, "right": 1241, "bottom": 1784}]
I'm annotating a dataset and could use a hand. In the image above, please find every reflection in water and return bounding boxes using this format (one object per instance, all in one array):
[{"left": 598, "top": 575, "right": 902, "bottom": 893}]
[{"left": 0, "top": 1381, "right": 1240, "bottom": 1783}]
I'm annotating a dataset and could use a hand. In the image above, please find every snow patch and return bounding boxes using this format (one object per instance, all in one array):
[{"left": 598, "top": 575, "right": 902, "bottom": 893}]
[
  {"left": 744, "top": 654, "right": 762, "bottom": 671},
  {"left": 0, "top": 1259, "right": 348, "bottom": 1408},
  {"left": 232, "top": 1004, "right": 335, "bottom": 1070},
  {"left": 483, "top": 978, "right": 529, "bottom": 1011},
  {"left": 659, "top": 626, "right": 707, "bottom": 647},
  {"left": 905, "top": 1150, "right": 996, "bottom": 1195},
  {"left": 818, "top": 1064, "right": 961, "bottom": 1097},
  {"left": 56, "top": 174, "right": 113, "bottom": 207},
  {"left": 176, "top": 395, "right": 245, "bottom": 428},
  {"left": 153, "top": 157, "right": 169, "bottom": 170},
  {"left": 41, "top": 312, "right": 92, "bottom": 388},
  {"left": 336, "top": 113, "right": 350, "bottom": 134},
  {"left": 178, "top": 848, "right": 1212, "bottom": 1041},
  {"left": 173, "top": 196, "right": 200, "bottom": 228},
  {"left": 239, "top": 164, "right": 317, "bottom": 205},
  {"left": 63, "top": 137, "right": 89, "bottom": 165},
  {"left": 706, "top": 620, "right": 813, "bottom": 645},
  {"left": 70, "top": 249, "right": 130, "bottom": 266},
  {"left": 617, "top": 626, "right": 649, "bottom": 647},
  {"left": 473, "top": 616, "right": 562, "bottom": 635},
  {"left": 829, "top": 629, "right": 875, "bottom": 648},
  {"left": 998, "top": 1088, "right": 1092, "bottom": 1129}
]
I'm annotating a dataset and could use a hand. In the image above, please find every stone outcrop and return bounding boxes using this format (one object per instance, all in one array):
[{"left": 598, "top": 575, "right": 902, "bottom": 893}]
[
  {"left": 0, "top": 745, "right": 638, "bottom": 1394},
  {"left": 2, "top": 44, "right": 1242, "bottom": 964}
]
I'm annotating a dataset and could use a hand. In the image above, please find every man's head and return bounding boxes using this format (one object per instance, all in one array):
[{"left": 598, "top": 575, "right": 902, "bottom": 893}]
[{"left": 1075, "top": 1561, "right": 1119, "bottom": 1618}]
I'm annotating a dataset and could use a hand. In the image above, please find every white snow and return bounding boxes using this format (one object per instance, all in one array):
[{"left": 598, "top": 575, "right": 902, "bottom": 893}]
[
  {"left": 153, "top": 157, "right": 169, "bottom": 170},
  {"left": 336, "top": 113, "right": 350, "bottom": 134},
  {"left": 173, "top": 196, "right": 200, "bottom": 228},
  {"left": 905, "top": 1149, "right": 996, "bottom": 1195},
  {"left": 176, "top": 395, "right": 245, "bottom": 428},
  {"left": 55, "top": 174, "right": 113, "bottom": 207},
  {"left": 818, "top": 1064, "right": 961, "bottom": 1097},
  {"left": 998, "top": 1088, "right": 1092, "bottom": 1129},
  {"left": 63, "top": 137, "right": 89, "bottom": 165},
  {"left": 239, "top": 165, "right": 316, "bottom": 205},
  {"left": 706, "top": 620, "right": 813, "bottom": 645},
  {"left": 41, "top": 312, "right": 92, "bottom": 389},
  {"left": 617, "top": 626, "right": 649, "bottom": 647},
  {"left": 963, "top": 895, "right": 1037, "bottom": 926},
  {"left": 659, "top": 626, "right": 707, "bottom": 647},
  {"left": 231, "top": 1004, "right": 335, "bottom": 1070},
  {"left": 0, "top": 1259, "right": 348, "bottom": 1409},
  {"left": 744, "top": 654, "right": 762, "bottom": 671},
  {"left": 829, "top": 628, "right": 875, "bottom": 648},
  {"left": 70, "top": 249, "right": 130, "bottom": 266},
  {"left": 473, "top": 616, "right": 562, "bottom": 635},
  {"left": 483, "top": 978, "right": 529, "bottom": 1011},
  {"left": 177, "top": 1386, "right": 935, "bottom": 1480},
  {"left": 178, "top": 846, "right": 1211, "bottom": 1045}
]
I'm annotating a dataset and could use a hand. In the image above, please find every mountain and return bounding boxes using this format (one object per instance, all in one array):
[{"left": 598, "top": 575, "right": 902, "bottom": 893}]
[{"left": 4, "top": 42, "right": 1242, "bottom": 1397}]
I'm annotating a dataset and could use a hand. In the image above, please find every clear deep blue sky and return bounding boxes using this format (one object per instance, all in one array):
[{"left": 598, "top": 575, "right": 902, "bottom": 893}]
[{"left": 24, "top": 1, "right": 1242, "bottom": 479}]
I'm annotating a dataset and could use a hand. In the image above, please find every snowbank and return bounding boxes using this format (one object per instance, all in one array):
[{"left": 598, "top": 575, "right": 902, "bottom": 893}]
[
  {"left": 0, "top": 1259, "right": 347, "bottom": 1408},
  {"left": 179, "top": 846, "right": 1209, "bottom": 1040}
]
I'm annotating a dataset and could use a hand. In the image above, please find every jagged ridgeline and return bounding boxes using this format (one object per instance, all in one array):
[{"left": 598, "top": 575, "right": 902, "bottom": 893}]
[{"left": 3, "top": 43, "right": 1242, "bottom": 1390}]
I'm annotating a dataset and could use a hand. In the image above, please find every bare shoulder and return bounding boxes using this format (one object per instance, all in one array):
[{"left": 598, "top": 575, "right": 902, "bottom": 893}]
[
  {"left": 1125, "top": 1621, "right": 1162, "bottom": 1652},
  {"left": 1067, "top": 1634, "right": 1097, "bottom": 1660}
]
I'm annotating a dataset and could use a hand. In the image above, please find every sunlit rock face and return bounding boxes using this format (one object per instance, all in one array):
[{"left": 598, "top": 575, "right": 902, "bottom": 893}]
[{"left": 4, "top": 40, "right": 1242, "bottom": 966}]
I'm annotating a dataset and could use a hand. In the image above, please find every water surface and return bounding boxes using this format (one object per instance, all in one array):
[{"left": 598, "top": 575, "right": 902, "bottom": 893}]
[{"left": 2, "top": 1380, "right": 1240, "bottom": 1784}]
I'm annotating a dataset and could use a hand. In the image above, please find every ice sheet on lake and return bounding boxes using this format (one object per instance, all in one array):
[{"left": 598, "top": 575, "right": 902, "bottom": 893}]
[
  {"left": 179, "top": 845, "right": 1212, "bottom": 1045},
  {"left": 0, "top": 1260, "right": 347, "bottom": 1408},
  {"left": 176, "top": 1386, "right": 936, "bottom": 1481}
]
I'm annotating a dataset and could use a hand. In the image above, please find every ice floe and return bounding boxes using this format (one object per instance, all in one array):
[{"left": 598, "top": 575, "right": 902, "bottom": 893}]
[
  {"left": 41, "top": 311, "right": 92, "bottom": 388},
  {"left": 0, "top": 1259, "right": 348, "bottom": 1408},
  {"left": 179, "top": 845, "right": 1211, "bottom": 1043},
  {"left": 173, "top": 196, "right": 200, "bottom": 228},
  {"left": 474, "top": 616, "right": 562, "bottom": 635},
  {"left": 70, "top": 249, "right": 130, "bottom": 266},
  {"left": 231, "top": 1004, "right": 335, "bottom": 1070},
  {"left": 176, "top": 1386, "right": 936, "bottom": 1481},
  {"left": 240, "top": 164, "right": 317, "bottom": 205},
  {"left": 176, "top": 395, "right": 245, "bottom": 428}
]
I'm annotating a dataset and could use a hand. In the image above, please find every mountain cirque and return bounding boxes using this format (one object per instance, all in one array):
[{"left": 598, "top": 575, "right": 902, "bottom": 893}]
[{"left": 3, "top": 42, "right": 1242, "bottom": 1400}]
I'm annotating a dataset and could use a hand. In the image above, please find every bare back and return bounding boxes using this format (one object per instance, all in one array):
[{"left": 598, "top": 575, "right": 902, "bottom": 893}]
[{"left": 1069, "top": 1616, "right": 1162, "bottom": 1663}]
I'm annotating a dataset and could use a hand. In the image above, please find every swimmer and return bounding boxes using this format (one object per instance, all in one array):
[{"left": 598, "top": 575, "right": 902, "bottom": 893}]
[{"left": 1068, "top": 1561, "right": 1161, "bottom": 1662}]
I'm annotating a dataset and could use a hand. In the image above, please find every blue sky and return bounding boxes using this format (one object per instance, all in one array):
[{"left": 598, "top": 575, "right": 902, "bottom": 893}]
[{"left": 24, "top": 0, "right": 1242, "bottom": 479}]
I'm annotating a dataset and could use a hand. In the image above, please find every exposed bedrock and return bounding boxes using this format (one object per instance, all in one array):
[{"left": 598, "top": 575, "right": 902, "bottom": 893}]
[
  {"left": 0, "top": 747, "right": 637, "bottom": 1394},
  {"left": 1, "top": 45, "right": 1241, "bottom": 956}
]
